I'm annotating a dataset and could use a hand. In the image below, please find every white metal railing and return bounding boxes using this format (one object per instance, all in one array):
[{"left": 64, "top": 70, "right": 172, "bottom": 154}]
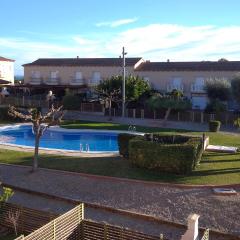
[
  {"left": 29, "top": 77, "right": 42, "bottom": 85},
  {"left": 88, "top": 78, "right": 102, "bottom": 86},
  {"left": 44, "top": 77, "right": 60, "bottom": 85},
  {"left": 167, "top": 84, "right": 184, "bottom": 92},
  {"left": 70, "top": 77, "right": 85, "bottom": 85},
  {"left": 191, "top": 84, "right": 205, "bottom": 92}
]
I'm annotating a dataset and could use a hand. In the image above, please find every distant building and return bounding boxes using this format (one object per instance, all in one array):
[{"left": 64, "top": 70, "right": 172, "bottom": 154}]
[
  {"left": 135, "top": 60, "right": 240, "bottom": 110},
  {"left": 23, "top": 57, "right": 240, "bottom": 110},
  {"left": 23, "top": 57, "right": 143, "bottom": 86},
  {"left": 0, "top": 56, "right": 15, "bottom": 84}
]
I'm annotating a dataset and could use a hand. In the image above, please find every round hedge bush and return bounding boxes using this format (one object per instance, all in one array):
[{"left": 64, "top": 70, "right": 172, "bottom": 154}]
[{"left": 209, "top": 120, "right": 221, "bottom": 132}]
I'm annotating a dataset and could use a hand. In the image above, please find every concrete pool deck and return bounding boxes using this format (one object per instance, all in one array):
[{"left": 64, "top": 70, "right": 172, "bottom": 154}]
[{"left": 0, "top": 143, "right": 120, "bottom": 157}]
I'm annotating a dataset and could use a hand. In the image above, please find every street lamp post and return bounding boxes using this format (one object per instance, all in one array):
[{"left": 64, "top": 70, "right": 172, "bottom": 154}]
[{"left": 122, "top": 47, "right": 127, "bottom": 117}]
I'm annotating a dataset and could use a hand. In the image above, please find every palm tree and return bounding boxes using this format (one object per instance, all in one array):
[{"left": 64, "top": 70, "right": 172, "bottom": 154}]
[{"left": 8, "top": 105, "right": 64, "bottom": 172}]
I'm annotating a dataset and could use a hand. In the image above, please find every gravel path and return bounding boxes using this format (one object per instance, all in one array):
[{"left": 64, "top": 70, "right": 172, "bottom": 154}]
[
  {"left": 8, "top": 190, "right": 185, "bottom": 240},
  {"left": 0, "top": 164, "right": 239, "bottom": 237}
]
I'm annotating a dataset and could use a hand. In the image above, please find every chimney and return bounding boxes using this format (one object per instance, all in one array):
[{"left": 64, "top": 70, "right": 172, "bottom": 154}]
[
  {"left": 167, "top": 59, "right": 170, "bottom": 62},
  {"left": 77, "top": 56, "right": 79, "bottom": 59}
]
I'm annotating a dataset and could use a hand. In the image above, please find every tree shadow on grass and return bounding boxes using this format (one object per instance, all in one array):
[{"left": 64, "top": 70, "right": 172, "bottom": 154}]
[
  {"left": 192, "top": 167, "right": 240, "bottom": 176},
  {"left": 2, "top": 151, "right": 240, "bottom": 184},
  {"left": 201, "top": 159, "right": 240, "bottom": 163},
  {"left": 203, "top": 152, "right": 240, "bottom": 157}
]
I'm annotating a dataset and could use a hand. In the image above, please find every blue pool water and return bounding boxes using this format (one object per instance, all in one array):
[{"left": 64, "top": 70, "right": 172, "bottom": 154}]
[{"left": 0, "top": 125, "right": 119, "bottom": 152}]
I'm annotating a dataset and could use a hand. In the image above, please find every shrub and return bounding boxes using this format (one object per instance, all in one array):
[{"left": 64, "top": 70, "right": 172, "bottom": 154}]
[
  {"left": 205, "top": 78, "right": 231, "bottom": 101},
  {"left": 209, "top": 120, "right": 221, "bottom": 132},
  {"left": 205, "top": 99, "right": 227, "bottom": 113},
  {"left": 231, "top": 74, "right": 240, "bottom": 104},
  {"left": 144, "top": 133, "right": 190, "bottom": 144},
  {"left": 117, "top": 133, "right": 139, "bottom": 158},
  {"left": 129, "top": 134, "right": 203, "bottom": 174},
  {"left": 62, "top": 94, "right": 81, "bottom": 110}
]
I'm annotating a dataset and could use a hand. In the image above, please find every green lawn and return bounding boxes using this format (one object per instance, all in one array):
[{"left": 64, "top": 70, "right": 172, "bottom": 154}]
[
  {"left": 60, "top": 120, "right": 189, "bottom": 133},
  {"left": 0, "top": 120, "right": 239, "bottom": 185}
]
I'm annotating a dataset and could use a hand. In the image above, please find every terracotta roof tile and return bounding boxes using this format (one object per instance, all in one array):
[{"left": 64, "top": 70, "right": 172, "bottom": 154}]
[
  {"left": 0, "top": 56, "right": 15, "bottom": 62},
  {"left": 23, "top": 58, "right": 142, "bottom": 67}
]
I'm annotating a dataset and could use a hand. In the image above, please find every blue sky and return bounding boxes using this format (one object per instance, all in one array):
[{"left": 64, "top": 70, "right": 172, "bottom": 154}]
[{"left": 1, "top": 0, "right": 240, "bottom": 74}]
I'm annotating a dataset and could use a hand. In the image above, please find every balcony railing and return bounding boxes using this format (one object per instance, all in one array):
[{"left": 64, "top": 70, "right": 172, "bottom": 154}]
[
  {"left": 88, "top": 78, "right": 102, "bottom": 87},
  {"left": 191, "top": 84, "right": 205, "bottom": 93},
  {"left": 29, "top": 77, "right": 42, "bottom": 85},
  {"left": 70, "top": 77, "right": 85, "bottom": 86},
  {"left": 44, "top": 77, "right": 60, "bottom": 85},
  {"left": 167, "top": 84, "right": 184, "bottom": 92}
]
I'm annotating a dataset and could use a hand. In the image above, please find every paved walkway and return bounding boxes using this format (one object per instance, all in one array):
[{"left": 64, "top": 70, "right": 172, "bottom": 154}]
[{"left": 0, "top": 164, "right": 239, "bottom": 237}]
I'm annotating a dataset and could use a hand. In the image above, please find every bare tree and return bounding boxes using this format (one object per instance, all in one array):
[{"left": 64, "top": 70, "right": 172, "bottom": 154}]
[
  {"left": 7, "top": 209, "right": 21, "bottom": 236},
  {"left": 8, "top": 105, "right": 64, "bottom": 171}
]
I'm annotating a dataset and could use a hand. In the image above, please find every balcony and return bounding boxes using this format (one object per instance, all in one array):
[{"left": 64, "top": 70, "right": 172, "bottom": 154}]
[
  {"left": 167, "top": 84, "right": 184, "bottom": 92},
  {"left": 191, "top": 84, "right": 206, "bottom": 93},
  {"left": 88, "top": 78, "right": 102, "bottom": 87},
  {"left": 29, "top": 77, "right": 42, "bottom": 85},
  {"left": 70, "top": 77, "right": 85, "bottom": 86},
  {"left": 44, "top": 78, "right": 60, "bottom": 85}
]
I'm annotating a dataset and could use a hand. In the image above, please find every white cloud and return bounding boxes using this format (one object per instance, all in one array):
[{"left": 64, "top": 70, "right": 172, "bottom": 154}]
[
  {"left": 2, "top": 23, "right": 240, "bottom": 75},
  {"left": 96, "top": 18, "right": 138, "bottom": 28}
]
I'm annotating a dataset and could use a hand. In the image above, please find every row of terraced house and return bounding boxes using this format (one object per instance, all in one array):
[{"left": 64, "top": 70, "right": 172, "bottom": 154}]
[{"left": 2, "top": 55, "right": 240, "bottom": 110}]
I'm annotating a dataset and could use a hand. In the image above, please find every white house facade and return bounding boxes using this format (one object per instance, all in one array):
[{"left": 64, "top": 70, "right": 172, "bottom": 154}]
[{"left": 0, "top": 56, "right": 15, "bottom": 84}]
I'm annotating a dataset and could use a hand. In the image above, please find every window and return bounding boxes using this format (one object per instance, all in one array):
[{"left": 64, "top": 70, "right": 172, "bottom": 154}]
[
  {"left": 92, "top": 72, "right": 101, "bottom": 83},
  {"left": 172, "top": 77, "right": 182, "bottom": 86},
  {"left": 75, "top": 71, "right": 82, "bottom": 80},
  {"left": 31, "top": 71, "right": 40, "bottom": 78},
  {"left": 195, "top": 77, "right": 204, "bottom": 86},
  {"left": 0, "top": 65, "right": 5, "bottom": 77},
  {"left": 50, "top": 71, "right": 58, "bottom": 79}
]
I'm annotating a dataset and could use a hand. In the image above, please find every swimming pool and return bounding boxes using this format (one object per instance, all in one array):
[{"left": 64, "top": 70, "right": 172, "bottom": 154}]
[{"left": 0, "top": 124, "right": 125, "bottom": 153}]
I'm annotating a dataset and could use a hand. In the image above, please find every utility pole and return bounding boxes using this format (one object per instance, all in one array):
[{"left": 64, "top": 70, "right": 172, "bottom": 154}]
[{"left": 122, "top": 46, "right": 127, "bottom": 117}]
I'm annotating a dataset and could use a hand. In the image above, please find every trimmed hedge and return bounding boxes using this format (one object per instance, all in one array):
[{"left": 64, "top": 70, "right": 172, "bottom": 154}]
[
  {"left": 209, "top": 120, "right": 221, "bottom": 132},
  {"left": 129, "top": 134, "right": 203, "bottom": 175},
  {"left": 118, "top": 133, "right": 138, "bottom": 158}
]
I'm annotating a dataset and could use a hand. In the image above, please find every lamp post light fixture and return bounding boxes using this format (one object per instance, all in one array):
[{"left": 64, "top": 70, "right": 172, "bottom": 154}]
[
  {"left": 0, "top": 87, "right": 10, "bottom": 97},
  {"left": 121, "top": 47, "right": 127, "bottom": 118},
  {"left": 46, "top": 90, "right": 55, "bottom": 108},
  {"left": 0, "top": 87, "right": 10, "bottom": 104}
]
